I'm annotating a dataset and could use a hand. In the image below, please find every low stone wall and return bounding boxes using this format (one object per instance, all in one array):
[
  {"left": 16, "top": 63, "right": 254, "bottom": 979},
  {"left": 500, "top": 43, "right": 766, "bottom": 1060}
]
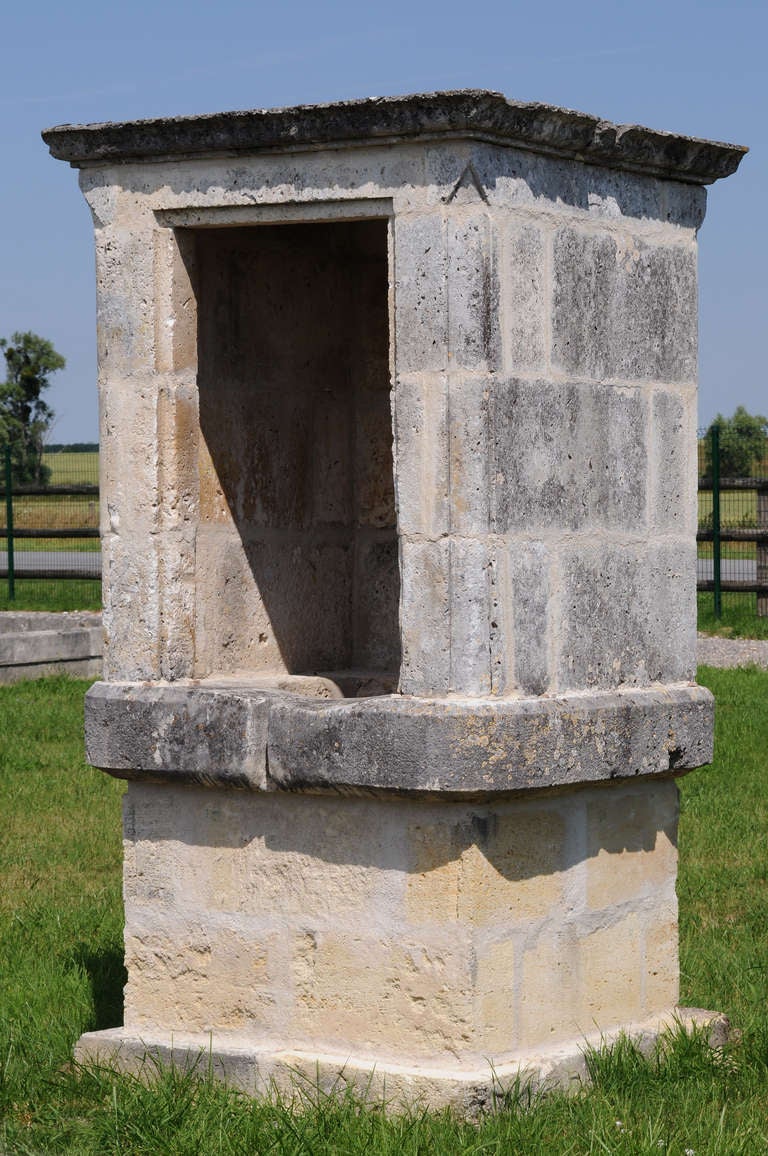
[{"left": 0, "top": 612, "right": 102, "bottom": 684}]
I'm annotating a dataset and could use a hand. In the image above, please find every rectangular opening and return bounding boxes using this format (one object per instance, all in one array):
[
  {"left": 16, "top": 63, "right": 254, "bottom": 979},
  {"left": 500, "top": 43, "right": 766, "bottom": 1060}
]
[{"left": 182, "top": 218, "right": 400, "bottom": 694}]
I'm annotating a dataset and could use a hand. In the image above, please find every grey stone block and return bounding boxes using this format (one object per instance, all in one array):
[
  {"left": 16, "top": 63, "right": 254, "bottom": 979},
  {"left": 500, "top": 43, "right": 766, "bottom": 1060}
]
[
  {"left": 86, "top": 679, "right": 713, "bottom": 794},
  {"left": 500, "top": 220, "right": 547, "bottom": 373},
  {"left": 392, "top": 375, "right": 449, "bottom": 537},
  {"left": 448, "top": 379, "right": 490, "bottom": 535},
  {"left": 449, "top": 538, "right": 491, "bottom": 695},
  {"left": 557, "top": 542, "right": 697, "bottom": 690},
  {"left": 399, "top": 539, "right": 450, "bottom": 695},
  {"left": 85, "top": 682, "right": 269, "bottom": 789},
  {"left": 353, "top": 535, "right": 401, "bottom": 672},
  {"left": 491, "top": 379, "right": 648, "bottom": 533},
  {"left": 393, "top": 213, "right": 447, "bottom": 373},
  {"left": 446, "top": 209, "right": 500, "bottom": 371},
  {"left": 492, "top": 540, "right": 552, "bottom": 696},
  {"left": 552, "top": 228, "right": 697, "bottom": 383},
  {"left": 651, "top": 388, "right": 697, "bottom": 535}
]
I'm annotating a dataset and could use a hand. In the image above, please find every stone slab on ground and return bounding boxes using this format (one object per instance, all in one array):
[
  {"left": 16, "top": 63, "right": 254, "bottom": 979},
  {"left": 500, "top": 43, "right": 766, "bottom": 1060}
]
[
  {"left": 75, "top": 1008, "right": 729, "bottom": 1115},
  {"left": 0, "top": 611, "right": 102, "bottom": 683}
]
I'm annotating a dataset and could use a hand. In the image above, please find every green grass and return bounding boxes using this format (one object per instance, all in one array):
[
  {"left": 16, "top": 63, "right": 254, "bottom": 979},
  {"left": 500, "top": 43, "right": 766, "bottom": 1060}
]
[
  {"left": 2, "top": 669, "right": 768, "bottom": 1152},
  {"left": 41, "top": 451, "right": 99, "bottom": 488},
  {"left": 0, "top": 579, "right": 101, "bottom": 612},
  {"left": 697, "top": 591, "right": 768, "bottom": 639}
]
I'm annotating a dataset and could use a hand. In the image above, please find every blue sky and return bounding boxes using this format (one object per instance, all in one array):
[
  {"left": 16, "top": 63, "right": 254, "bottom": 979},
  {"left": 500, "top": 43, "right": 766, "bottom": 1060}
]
[{"left": 0, "top": 0, "right": 764, "bottom": 441}]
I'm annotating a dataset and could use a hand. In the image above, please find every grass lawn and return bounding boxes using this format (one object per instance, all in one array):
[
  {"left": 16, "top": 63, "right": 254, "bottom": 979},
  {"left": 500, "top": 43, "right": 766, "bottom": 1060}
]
[
  {"left": 0, "top": 580, "right": 101, "bottom": 613},
  {"left": 697, "top": 592, "right": 768, "bottom": 640},
  {"left": 1, "top": 669, "right": 768, "bottom": 1152}
]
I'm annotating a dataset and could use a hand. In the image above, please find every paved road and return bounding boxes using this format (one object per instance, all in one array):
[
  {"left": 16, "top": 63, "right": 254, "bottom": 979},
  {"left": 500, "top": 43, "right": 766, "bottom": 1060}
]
[
  {"left": 0, "top": 550, "right": 101, "bottom": 577},
  {"left": 697, "top": 558, "right": 757, "bottom": 582}
]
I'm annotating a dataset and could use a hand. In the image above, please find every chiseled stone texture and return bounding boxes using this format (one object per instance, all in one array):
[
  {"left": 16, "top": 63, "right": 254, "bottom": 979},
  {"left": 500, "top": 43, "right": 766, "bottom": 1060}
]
[{"left": 121, "top": 779, "right": 680, "bottom": 1065}]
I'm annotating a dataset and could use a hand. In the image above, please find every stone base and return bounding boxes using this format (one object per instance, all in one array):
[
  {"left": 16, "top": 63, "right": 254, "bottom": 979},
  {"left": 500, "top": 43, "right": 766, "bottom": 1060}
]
[{"left": 75, "top": 1009, "right": 728, "bottom": 1114}]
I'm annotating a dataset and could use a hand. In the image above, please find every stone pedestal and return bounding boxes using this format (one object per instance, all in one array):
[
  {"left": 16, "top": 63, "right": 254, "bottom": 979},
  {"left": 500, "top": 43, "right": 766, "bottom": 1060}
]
[{"left": 44, "top": 90, "right": 745, "bottom": 1109}]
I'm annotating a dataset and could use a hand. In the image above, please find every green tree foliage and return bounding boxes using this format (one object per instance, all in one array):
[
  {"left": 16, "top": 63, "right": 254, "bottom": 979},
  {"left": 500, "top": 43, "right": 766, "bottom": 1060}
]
[
  {"left": 0, "top": 331, "right": 65, "bottom": 485},
  {"left": 706, "top": 405, "right": 768, "bottom": 478}
]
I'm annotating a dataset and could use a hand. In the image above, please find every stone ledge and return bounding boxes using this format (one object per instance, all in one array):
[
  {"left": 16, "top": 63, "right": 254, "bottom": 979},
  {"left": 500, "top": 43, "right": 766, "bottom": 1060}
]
[
  {"left": 42, "top": 90, "right": 747, "bottom": 185},
  {"left": 0, "top": 611, "right": 102, "bottom": 684},
  {"left": 85, "top": 679, "right": 713, "bottom": 796},
  {"left": 74, "top": 1009, "right": 729, "bottom": 1115}
]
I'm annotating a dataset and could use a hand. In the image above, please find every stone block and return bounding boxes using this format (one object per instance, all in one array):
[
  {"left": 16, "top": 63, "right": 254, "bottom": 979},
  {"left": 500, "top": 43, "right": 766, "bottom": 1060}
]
[
  {"left": 579, "top": 914, "right": 643, "bottom": 1028},
  {"left": 86, "top": 683, "right": 269, "bottom": 789},
  {"left": 291, "top": 929, "right": 476, "bottom": 1060},
  {"left": 651, "top": 387, "right": 698, "bottom": 535},
  {"left": 552, "top": 227, "right": 697, "bottom": 383},
  {"left": 393, "top": 375, "right": 449, "bottom": 537},
  {"left": 557, "top": 541, "right": 696, "bottom": 690},
  {"left": 95, "top": 225, "right": 157, "bottom": 376},
  {"left": 449, "top": 537, "right": 491, "bottom": 695},
  {"left": 393, "top": 213, "right": 447, "bottom": 373},
  {"left": 446, "top": 209, "right": 500, "bottom": 371},
  {"left": 475, "top": 937, "right": 517, "bottom": 1055},
  {"left": 499, "top": 219, "right": 547, "bottom": 373},
  {"left": 448, "top": 380, "right": 490, "bottom": 535},
  {"left": 501, "top": 541, "right": 548, "bottom": 693},
  {"left": 100, "top": 532, "right": 160, "bottom": 681},
  {"left": 644, "top": 915, "right": 680, "bottom": 1013},
  {"left": 399, "top": 538, "right": 450, "bottom": 695},
  {"left": 99, "top": 376, "right": 160, "bottom": 536},
  {"left": 518, "top": 932, "right": 581, "bottom": 1049},
  {"left": 92, "top": 679, "right": 713, "bottom": 793},
  {"left": 491, "top": 379, "right": 648, "bottom": 534},
  {"left": 124, "top": 921, "right": 279, "bottom": 1034},
  {"left": 459, "top": 806, "right": 567, "bottom": 926},
  {"left": 405, "top": 818, "right": 462, "bottom": 925},
  {"left": 585, "top": 781, "right": 678, "bottom": 911},
  {"left": 353, "top": 535, "right": 401, "bottom": 672}
]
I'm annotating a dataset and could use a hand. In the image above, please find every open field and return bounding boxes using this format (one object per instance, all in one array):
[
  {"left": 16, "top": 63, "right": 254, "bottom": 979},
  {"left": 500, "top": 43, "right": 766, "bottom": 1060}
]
[
  {"left": 41, "top": 451, "right": 99, "bottom": 488},
  {"left": 1, "top": 668, "right": 768, "bottom": 1152}
]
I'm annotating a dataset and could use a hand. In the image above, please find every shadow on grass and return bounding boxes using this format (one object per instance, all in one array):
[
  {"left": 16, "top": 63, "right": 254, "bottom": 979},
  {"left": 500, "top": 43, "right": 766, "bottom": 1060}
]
[{"left": 75, "top": 945, "right": 126, "bottom": 1031}]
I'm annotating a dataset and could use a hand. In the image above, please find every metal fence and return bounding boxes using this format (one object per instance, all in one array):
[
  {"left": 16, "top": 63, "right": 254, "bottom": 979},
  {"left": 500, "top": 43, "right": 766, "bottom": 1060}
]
[
  {"left": 0, "top": 445, "right": 100, "bottom": 609},
  {"left": 697, "top": 427, "right": 768, "bottom": 620}
]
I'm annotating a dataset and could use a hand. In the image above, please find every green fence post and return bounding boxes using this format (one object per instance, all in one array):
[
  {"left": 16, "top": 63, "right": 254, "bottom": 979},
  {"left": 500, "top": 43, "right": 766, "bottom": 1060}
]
[
  {"left": 712, "top": 423, "right": 721, "bottom": 620},
  {"left": 4, "top": 445, "right": 14, "bottom": 601}
]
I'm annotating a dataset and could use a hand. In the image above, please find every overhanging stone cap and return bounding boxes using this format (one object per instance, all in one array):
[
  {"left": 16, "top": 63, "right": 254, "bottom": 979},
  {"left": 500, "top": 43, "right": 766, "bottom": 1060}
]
[
  {"left": 85, "top": 679, "right": 714, "bottom": 797},
  {"left": 42, "top": 90, "right": 747, "bottom": 185}
]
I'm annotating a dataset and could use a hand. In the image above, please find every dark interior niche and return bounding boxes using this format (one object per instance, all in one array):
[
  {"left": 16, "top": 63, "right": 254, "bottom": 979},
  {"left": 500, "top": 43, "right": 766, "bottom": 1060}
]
[{"left": 190, "top": 218, "right": 400, "bottom": 693}]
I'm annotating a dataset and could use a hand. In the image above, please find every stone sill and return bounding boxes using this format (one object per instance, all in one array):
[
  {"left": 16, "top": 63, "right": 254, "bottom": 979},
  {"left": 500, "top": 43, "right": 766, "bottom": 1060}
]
[
  {"left": 74, "top": 1009, "right": 728, "bottom": 1112},
  {"left": 85, "top": 678, "right": 713, "bottom": 798}
]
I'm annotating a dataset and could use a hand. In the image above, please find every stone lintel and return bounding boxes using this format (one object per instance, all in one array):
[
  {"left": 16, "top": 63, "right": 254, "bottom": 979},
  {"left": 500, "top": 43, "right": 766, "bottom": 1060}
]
[
  {"left": 42, "top": 90, "right": 747, "bottom": 185},
  {"left": 85, "top": 679, "right": 713, "bottom": 796},
  {"left": 74, "top": 1010, "right": 729, "bottom": 1113}
]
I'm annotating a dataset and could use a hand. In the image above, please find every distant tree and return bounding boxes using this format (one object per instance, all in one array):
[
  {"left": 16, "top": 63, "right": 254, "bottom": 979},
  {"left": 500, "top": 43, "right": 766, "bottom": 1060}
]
[
  {"left": 0, "top": 331, "right": 65, "bottom": 485},
  {"left": 705, "top": 406, "right": 768, "bottom": 478}
]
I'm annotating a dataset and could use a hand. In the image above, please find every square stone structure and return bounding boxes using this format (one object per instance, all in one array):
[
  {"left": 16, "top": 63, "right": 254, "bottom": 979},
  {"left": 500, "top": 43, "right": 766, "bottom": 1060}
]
[{"left": 44, "top": 91, "right": 745, "bottom": 1110}]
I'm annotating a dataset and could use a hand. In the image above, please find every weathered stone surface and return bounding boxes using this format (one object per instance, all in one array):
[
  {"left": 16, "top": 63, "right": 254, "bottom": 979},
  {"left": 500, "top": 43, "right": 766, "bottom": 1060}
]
[
  {"left": 85, "top": 679, "right": 713, "bottom": 794},
  {"left": 491, "top": 379, "right": 648, "bottom": 533},
  {"left": 446, "top": 209, "right": 500, "bottom": 371},
  {"left": 557, "top": 542, "right": 697, "bottom": 689},
  {"left": 552, "top": 228, "right": 698, "bottom": 383},
  {"left": 74, "top": 1008, "right": 729, "bottom": 1113},
  {"left": 0, "top": 612, "right": 102, "bottom": 684},
  {"left": 86, "top": 682, "right": 268, "bottom": 788},
  {"left": 42, "top": 91, "right": 747, "bottom": 184}
]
